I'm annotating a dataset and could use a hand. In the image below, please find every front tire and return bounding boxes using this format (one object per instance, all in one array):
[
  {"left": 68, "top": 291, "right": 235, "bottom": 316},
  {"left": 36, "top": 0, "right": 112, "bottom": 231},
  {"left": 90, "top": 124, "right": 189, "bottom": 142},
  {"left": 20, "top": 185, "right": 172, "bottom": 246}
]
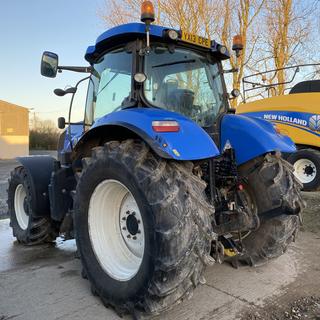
[
  {"left": 8, "top": 166, "right": 53, "bottom": 245},
  {"left": 74, "top": 140, "right": 215, "bottom": 316},
  {"left": 238, "top": 154, "right": 304, "bottom": 266},
  {"left": 287, "top": 148, "right": 320, "bottom": 191}
]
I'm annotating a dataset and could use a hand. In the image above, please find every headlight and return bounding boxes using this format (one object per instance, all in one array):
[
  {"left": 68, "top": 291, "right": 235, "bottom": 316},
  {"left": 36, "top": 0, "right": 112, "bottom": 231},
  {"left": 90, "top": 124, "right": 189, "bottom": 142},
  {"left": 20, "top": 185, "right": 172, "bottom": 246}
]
[{"left": 164, "top": 29, "right": 179, "bottom": 41}]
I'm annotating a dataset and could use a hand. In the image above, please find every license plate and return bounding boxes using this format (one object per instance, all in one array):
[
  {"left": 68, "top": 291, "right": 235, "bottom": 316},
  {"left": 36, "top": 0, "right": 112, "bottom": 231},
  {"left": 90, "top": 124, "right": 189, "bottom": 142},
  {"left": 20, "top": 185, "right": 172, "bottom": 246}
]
[{"left": 181, "top": 31, "right": 211, "bottom": 48}]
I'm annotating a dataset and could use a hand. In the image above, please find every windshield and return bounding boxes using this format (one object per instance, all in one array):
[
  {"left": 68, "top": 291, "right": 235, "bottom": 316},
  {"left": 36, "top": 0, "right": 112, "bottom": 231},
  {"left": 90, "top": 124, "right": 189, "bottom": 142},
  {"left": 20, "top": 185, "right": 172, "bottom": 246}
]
[{"left": 144, "top": 46, "right": 226, "bottom": 127}]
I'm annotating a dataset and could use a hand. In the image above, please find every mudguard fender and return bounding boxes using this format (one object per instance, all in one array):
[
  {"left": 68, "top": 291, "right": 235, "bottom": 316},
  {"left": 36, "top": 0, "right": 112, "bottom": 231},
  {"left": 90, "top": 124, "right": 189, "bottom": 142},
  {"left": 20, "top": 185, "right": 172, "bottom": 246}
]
[
  {"left": 221, "top": 114, "right": 296, "bottom": 165},
  {"left": 17, "top": 156, "right": 55, "bottom": 217},
  {"left": 75, "top": 108, "right": 220, "bottom": 160}
]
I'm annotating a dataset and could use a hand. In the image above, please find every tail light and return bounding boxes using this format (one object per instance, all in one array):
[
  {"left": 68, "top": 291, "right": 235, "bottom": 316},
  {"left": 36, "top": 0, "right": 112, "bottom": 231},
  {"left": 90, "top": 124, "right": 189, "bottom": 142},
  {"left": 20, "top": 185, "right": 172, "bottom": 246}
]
[{"left": 152, "top": 121, "right": 180, "bottom": 132}]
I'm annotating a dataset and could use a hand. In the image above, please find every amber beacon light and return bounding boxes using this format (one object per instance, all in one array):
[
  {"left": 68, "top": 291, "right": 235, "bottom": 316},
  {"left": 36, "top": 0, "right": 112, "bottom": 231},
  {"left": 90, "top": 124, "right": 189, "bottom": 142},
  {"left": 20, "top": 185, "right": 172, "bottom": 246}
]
[
  {"left": 232, "top": 35, "right": 244, "bottom": 57},
  {"left": 141, "top": 1, "right": 155, "bottom": 23},
  {"left": 141, "top": 1, "right": 155, "bottom": 53}
]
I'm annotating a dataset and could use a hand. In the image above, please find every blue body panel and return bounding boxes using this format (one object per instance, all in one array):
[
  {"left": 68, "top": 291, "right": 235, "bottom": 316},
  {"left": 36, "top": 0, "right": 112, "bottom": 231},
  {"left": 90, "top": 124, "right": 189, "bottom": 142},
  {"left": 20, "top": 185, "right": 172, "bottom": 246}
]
[
  {"left": 85, "top": 23, "right": 165, "bottom": 60},
  {"left": 221, "top": 114, "right": 296, "bottom": 165},
  {"left": 61, "top": 111, "right": 296, "bottom": 164},
  {"left": 72, "top": 108, "right": 220, "bottom": 161},
  {"left": 96, "top": 23, "right": 164, "bottom": 44},
  {"left": 62, "top": 123, "right": 84, "bottom": 154},
  {"left": 85, "top": 23, "right": 229, "bottom": 62}
]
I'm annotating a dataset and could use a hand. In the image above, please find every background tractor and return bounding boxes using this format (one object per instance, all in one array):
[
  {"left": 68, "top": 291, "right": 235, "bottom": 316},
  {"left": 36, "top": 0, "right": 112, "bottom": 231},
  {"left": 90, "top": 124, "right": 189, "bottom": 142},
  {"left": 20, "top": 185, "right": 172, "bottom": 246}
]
[
  {"left": 7, "top": 2, "right": 304, "bottom": 317},
  {"left": 237, "top": 63, "right": 320, "bottom": 191}
]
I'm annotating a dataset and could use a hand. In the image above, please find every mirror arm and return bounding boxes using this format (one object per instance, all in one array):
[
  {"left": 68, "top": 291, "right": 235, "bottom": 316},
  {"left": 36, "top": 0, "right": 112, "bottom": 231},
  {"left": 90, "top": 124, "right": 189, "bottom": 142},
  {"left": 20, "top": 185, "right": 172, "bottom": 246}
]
[
  {"left": 58, "top": 66, "right": 93, "bottom": 74},
  {"left": 68, "top": 75, "right": 91, "bottom": 151},
  {"left": 223, "top": 68, "right": 239, "bottom": 74}
]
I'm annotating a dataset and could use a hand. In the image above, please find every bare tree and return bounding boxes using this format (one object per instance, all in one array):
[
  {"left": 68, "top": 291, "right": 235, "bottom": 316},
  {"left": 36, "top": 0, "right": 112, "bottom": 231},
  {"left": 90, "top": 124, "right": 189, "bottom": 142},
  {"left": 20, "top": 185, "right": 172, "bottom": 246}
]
[
  {"left": 247, "top": 0, "right": 314, "bottom": 97},
  {"left": 267, "top": 0, "right": 294, "bottom": 94},
  {"left": 100, "top": 0, "right": 223, "bottom": 37},
  {"left": 99, "top": 0, "right": 315, "bottom": 105},
  {"left": 220, "top": 0, "right": 265, "bottom": 106},
  {"left": 99, "top": 0, "right": 143, "bottom": 26},
  {"left": 29, "top": 117, "right": 59, "bottom": 150}
]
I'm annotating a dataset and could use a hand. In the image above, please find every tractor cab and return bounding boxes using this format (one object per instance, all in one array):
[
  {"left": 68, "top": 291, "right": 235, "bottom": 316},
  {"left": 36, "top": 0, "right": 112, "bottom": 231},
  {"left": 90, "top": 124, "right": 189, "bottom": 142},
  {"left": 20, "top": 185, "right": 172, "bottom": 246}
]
[
  {"left": 83, "top": 23, "right": 231, "bottom": 135},
  {"left": 41, "top": 4, "right": 236, "bottom": 159},
  {"left": 40, "top": 1, "right": 295, "bottom": 165}
]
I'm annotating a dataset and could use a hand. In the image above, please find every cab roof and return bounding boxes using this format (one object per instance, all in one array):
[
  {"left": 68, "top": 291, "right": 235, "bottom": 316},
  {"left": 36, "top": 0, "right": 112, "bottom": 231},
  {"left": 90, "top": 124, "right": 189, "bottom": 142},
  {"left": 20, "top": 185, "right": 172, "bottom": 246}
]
[{"left": 85, "top": 22, "right": 229, "bottom": 63}]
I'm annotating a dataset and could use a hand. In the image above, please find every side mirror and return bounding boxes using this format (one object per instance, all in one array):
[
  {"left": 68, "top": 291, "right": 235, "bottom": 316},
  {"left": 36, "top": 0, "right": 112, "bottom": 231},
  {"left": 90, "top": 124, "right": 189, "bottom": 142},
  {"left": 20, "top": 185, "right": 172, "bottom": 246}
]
[
  {"left": 58, "top": 117, "right": 66, "bottom": 129},
  {"left": 41, "top": 51, "right": 59, "bottom": 78}
]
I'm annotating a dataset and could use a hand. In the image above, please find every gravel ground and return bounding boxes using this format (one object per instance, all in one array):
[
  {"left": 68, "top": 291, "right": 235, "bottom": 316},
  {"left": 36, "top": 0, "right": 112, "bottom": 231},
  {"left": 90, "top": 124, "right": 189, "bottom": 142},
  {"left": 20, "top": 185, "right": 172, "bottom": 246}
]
[
  {"left": 240, "top": 191, "right": 320, "bottom": 320},
  {"left": 0, "top": 155, "right": 319, "bottom": 320},
  {"left": 241, "top": 296, "right": 320, "bottom": 320}
]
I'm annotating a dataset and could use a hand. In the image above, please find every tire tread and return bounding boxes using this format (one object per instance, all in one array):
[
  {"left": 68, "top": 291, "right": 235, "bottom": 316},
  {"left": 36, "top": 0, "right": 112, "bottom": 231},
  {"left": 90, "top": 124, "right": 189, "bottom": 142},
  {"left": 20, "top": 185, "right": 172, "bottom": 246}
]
[{"left": 76, "top": 139, "right": 215, "bottom": 316}]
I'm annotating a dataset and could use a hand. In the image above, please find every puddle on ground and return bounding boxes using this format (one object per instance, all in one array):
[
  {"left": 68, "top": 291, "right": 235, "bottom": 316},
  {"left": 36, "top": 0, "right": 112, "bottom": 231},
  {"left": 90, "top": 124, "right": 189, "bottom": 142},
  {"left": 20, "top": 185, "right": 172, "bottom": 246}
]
[{"left": 0, "top": 219, "right": 77, "bottom": 272}]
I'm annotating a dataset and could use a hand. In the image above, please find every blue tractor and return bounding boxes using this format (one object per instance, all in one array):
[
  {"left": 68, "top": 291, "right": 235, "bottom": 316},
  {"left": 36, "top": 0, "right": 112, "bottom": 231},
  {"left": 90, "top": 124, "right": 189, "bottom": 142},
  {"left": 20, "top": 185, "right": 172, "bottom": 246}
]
[{"left": 8, "top": 2, "right": 304, "bottom": 317}]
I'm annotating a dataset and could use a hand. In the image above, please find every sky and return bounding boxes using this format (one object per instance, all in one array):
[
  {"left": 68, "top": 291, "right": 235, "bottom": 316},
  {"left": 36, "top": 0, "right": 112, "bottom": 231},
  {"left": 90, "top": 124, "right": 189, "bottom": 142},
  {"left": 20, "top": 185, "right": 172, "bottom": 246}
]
[{"left": 0, "top": 0, "right": 108, "bottom": 122}]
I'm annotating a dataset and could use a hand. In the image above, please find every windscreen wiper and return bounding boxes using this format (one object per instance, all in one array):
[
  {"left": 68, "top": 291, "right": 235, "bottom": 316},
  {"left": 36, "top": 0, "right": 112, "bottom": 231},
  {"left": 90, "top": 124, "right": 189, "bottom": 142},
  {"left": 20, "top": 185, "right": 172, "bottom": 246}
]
[
  {"left": 97, "top": 72, "right": 119, "bottom": 95},
  {"left": 152, "top": 59, "right": 196, "bottom": 68}
]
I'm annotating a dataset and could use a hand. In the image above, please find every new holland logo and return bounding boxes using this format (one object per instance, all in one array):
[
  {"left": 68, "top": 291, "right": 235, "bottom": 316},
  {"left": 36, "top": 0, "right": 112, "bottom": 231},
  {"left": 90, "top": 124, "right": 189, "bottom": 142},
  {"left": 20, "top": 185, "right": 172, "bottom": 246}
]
[{"left": 309, "top": 115, "right": 320, "bottom": 131}]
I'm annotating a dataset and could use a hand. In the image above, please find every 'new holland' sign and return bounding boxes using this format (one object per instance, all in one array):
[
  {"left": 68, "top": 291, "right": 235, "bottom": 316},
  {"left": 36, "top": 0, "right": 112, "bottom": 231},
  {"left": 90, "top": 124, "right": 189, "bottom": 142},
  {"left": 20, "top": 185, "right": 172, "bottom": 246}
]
[
  {"left": 243, "top": 111, "right": 320, "bottom": 132},
  {"left": 263, "top": 113, "right": 308, "bottom": 126}
]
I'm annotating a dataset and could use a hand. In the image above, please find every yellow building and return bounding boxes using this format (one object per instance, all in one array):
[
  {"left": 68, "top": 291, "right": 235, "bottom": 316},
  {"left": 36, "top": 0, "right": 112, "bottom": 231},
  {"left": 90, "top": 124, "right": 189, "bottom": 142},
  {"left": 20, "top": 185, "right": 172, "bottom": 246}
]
[{"left": 0, "top": 100, "right": 29, "bottom": 159}]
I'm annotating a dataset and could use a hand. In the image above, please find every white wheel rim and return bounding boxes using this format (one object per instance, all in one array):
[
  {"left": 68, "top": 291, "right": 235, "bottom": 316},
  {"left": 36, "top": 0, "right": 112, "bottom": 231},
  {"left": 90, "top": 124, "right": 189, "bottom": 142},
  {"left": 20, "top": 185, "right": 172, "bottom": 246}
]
[
  {"left": 14, "top": 184, "right": 29, "bottom": 230},
  {"left": 293, "top": 159, "right": 317, "bottom": 184},
  {"left": 88, "top": 179, "right": 145, "bottom": 281}
]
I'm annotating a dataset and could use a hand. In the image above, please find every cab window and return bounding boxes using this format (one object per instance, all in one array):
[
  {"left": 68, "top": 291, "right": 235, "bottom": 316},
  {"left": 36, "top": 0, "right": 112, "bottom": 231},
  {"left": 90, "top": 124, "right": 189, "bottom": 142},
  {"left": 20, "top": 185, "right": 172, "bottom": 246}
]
[
  {"left": 84, "top": 77, "right": 97, "bottom": 126},
  {"left": 93, "top": 49, "right": 132, "bottom": 121}
]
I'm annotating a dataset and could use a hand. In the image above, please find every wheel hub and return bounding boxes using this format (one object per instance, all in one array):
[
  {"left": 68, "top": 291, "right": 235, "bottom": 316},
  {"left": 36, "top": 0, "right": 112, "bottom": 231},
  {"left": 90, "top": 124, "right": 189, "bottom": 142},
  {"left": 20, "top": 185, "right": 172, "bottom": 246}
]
[
  {"left": 23, "top": 197, "right": 28, "bottom": 213},
  {"left": 14, "top": 184, "right": 29, "bottom": 230},
  {"left": 304, "top": 164, "right": 315, "bottom": 176},
  {"left": 119, "top": 201, "right": 144, "bottom": 255},
  {"left": 125, "top": 213, "right": 139, "bottom": 236},
  {"left": 294, "top": 159, "right": 317, "bottom": 184}
]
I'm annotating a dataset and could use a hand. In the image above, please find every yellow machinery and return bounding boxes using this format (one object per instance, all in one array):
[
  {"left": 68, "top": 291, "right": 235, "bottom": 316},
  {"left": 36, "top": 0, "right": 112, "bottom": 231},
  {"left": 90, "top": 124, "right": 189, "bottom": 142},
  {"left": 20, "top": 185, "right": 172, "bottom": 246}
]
[{"left": 237, "top": 64, "right": 320, "bottom": 191}]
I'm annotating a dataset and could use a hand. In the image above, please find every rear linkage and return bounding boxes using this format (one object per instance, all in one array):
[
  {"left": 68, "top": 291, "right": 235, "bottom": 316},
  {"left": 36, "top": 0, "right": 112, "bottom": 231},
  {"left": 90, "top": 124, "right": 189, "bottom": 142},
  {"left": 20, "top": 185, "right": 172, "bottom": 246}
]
[{"left": 198, "top": 146, "right": 260, "bottom": 266}]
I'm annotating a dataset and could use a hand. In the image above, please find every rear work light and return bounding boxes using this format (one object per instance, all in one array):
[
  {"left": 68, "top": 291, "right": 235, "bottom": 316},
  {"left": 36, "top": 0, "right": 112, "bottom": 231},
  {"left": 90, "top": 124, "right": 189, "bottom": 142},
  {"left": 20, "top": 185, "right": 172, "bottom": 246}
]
[{"left": 152, "top": 121, "right": 180, "bottom": 132}]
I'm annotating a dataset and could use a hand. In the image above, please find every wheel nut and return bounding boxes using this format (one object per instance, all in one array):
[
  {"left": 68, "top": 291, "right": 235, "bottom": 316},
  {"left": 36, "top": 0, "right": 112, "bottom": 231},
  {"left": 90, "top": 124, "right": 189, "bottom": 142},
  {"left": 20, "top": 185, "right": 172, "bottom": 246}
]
[
  {"left": 122, "top": 217, "right": 126, "bottom": 221},
  {"left": 133, "top": 236, "right": 137, "bottom": 240},
  {"left": 132, "top": 211, "right": 136, "bottom": 216},
  {"left": 126, "top": 210, "right": 130, "bottom": 215},
  {"left": 122, "top": 227, "right": 126, "bottom": 230},
  {"left": 137, "top": 230, "right": 141, "bottom": 234},
  {"left": 137, "top": 220, "right": 141, "bottom": 224},
  {"left": 127, "top": 235, "right": 131, "bottom": 239}
]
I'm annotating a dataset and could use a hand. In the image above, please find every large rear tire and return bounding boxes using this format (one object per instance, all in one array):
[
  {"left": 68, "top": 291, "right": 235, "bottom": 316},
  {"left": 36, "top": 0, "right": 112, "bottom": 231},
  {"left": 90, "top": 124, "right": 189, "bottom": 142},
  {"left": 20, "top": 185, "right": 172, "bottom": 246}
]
[
  {"left": 239, "top": 214, "right": 299, "bottom": 266},
  {"left": 8, "top": 166, "right": 54, "bottom": 245},
  {"left": 238, "top": 154, "right": 304, "bottom": 266},
  {"left": 74, "top": 140, "right": 215, "bottom": 316}
]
